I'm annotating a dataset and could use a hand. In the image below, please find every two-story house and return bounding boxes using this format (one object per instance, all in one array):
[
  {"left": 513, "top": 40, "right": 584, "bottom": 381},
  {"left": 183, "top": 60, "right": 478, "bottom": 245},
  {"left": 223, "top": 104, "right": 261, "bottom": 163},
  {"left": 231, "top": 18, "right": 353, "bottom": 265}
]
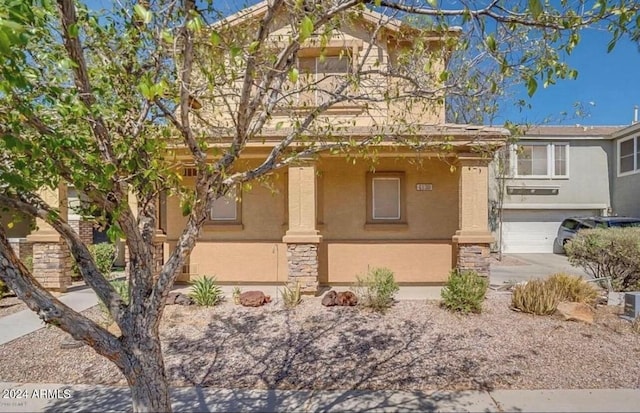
[
  {"left": 490, "top": 125, "right": 621, "bottom": 253},
  {"left": 610, "top": 121, "right": 640, "bottom": 217},
  {"left": 6, "top": 2, "right": 509, "bottom": 293}
]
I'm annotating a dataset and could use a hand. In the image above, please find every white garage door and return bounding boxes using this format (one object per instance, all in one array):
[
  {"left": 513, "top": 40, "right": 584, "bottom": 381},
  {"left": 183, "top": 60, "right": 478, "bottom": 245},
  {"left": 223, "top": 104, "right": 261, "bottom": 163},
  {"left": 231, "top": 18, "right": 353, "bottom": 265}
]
[{"left": 501, "top": 209, "right": 597, "bottom": 253}]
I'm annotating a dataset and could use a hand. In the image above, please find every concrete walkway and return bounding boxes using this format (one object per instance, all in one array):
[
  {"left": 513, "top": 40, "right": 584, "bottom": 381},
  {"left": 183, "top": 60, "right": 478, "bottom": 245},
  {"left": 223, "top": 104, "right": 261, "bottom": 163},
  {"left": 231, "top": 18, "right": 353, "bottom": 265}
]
[
  {"left": 490, "top": 253, "right": 590, "bottom": 285},
  {"left": 1, "top": 383, "right": 640, "bottom": 412}
]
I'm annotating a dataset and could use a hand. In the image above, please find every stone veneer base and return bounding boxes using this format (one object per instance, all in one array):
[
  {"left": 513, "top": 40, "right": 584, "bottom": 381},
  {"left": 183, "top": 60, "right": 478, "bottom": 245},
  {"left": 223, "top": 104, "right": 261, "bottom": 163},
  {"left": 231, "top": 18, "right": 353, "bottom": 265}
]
[{"left": 286, "top": 243, "right": 319, "bottom": 293}]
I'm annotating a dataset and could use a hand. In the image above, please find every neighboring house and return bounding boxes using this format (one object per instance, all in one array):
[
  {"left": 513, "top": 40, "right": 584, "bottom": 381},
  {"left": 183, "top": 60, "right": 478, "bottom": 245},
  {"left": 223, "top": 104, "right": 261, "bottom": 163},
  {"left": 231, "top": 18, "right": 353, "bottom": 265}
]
[
  {"left": 610, "top": 121, "right": 640, "bottom": 218},
  {"left": 9, "top": 3, "right": 509, "bottom": 293},
  {"left": 490, "top": 125, "right": 620, "bottom": 253}
]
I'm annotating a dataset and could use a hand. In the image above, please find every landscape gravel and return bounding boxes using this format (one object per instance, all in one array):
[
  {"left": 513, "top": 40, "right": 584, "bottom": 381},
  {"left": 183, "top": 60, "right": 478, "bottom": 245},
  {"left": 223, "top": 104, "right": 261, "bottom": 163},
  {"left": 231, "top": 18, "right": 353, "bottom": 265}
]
[{"left": 0, "top": 291, "right": 638, "bottom": 391}]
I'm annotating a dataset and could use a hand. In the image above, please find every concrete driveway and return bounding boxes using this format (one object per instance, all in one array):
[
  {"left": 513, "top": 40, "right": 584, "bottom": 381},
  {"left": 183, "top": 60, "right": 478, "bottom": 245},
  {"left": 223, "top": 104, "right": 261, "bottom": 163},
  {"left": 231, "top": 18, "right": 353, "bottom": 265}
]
[{"left": 490, "top": 253, "right": 590, "bottom": 285}]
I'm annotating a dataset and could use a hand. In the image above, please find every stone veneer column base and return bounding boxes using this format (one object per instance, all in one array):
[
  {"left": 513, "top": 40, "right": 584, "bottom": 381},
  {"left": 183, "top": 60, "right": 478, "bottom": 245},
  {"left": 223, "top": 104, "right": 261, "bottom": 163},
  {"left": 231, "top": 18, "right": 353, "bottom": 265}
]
[
  {"left": 286, "top": 243, "right": 319, "bottom": 294},
  {"left": 31, "top": 242, "right": 72, "bottom": 292},
  {"left": 456, "top": 243, "right": 490, "bottom": 277}
]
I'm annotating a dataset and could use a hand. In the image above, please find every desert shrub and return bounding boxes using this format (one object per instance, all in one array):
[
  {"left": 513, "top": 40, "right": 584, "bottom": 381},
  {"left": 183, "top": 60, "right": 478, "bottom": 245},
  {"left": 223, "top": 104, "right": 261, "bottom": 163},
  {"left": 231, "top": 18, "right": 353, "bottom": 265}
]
[
  {"left": 545, "top": 273, "right": 599, "bottom": 304},
  {"left": 72, "top": 243, "right": 116, "bottom": 281},
  {"left": 91, "top": 244, "right": 116, "bottom": 278},
  {"left": 511, "top": 279, "right": 560, "bottom": 315},
  {"left": 232, "top": 287, "right": 242, "bottom": 305},
  {"left": 440, "top": 269, "right": 489, "bottom": 314},
  {"left": 281, "top": 281, "right": 302, "bottom": 308},
  {"left": 98, "top": 279, "right": 130, "bottom": 323},
  {"left": 355, "top": 267, "right": 399, "bottom": 311},
  {"left": 566, "top": 228, "right": 640, "bottom": 292},
  {"left": 511, "top": 273, "right": 598, "bottom": 315},
  {"left": 189, "top": 275, "right": 223, "bottom": 307}
]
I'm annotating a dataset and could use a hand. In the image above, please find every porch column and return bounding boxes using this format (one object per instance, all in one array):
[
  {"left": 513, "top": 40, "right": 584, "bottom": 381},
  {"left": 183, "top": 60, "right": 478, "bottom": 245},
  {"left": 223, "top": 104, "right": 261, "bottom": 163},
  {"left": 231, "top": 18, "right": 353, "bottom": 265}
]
[
  {"left": 282, "top": 163, "right": 322, "bottom": 294},
  {"left": 452, "top": 156, "right": 493, "bottom": 276},
  {"left": 26, "top": 184, "right": 72, "bottom": 292}
]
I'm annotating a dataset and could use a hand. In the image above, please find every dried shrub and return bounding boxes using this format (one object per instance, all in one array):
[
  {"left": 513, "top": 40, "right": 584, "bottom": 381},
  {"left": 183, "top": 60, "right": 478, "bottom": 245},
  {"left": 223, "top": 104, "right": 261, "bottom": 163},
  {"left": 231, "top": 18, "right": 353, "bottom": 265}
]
[
  {"left": 511, "top": 273, "right": 599, "bottom": 315},
  {"left": 355, "top": 267, "right": 399, "bottom": 311},
  {"left": 441, "top": 269, "right": 489, "bottom": 314},
  {"left": 511, "top": 279, "right": 560, "bottom": 315},
  {"left": 566, "top": 228, "right": 640, "bottom": 292},
  {"left": 545, "top": 273, "right": 599, "bottom": 304}
]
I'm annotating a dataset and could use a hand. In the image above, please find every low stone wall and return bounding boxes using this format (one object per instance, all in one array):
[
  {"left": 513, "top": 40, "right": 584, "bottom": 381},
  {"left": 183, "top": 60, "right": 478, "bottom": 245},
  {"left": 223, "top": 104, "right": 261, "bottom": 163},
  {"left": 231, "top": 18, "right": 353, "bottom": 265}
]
[
  {"left": 456, "top": 243, "right": 490, "bottom": 277},
  {"left": 31, "top": 242, "right": 72, "bottom": 292},
  {"left": 286, "top": 243, "right": 319, "bottom": 293}
]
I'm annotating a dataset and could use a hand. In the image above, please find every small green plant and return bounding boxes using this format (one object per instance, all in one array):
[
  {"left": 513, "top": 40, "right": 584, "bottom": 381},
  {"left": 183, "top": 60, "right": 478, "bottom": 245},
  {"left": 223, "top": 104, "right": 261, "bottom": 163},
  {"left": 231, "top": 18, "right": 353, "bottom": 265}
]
[
  {"left": 281, "top": 281, "right": 301, "bottom": 308},
  {"left": 91, "top": 243, "right": 116, "bottom": 278},
  {"left": 355, "top": 267, "right": 399, "bottom": 311},
  {"left": 71, "top": 243, "right": 116, "bottom": 281},
  {"left": 510, "top": 273, "right": 598, "bottom": 316},
  {"left": 98, "top": 279, "right": 130, "bottom": 324},
  {"left": 232, "top": 286, "right": 242, "bottom": 305},
  {"left": 440, "top": 269, "right": 489, "bottom": 314},
  {"left": 189, "top": 275, "right": 224, "bottom": 307}
]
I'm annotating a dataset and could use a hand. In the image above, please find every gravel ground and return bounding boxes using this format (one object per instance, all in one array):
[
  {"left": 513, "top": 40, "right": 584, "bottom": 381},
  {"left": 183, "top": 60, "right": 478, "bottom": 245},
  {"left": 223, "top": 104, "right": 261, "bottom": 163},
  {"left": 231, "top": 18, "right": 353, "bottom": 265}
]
[
  {"left": 0, "top": 292, "right": 639, "bottom": 391},
  {"left": 0, "top": 295, "right": 27, "bottom": 318}
]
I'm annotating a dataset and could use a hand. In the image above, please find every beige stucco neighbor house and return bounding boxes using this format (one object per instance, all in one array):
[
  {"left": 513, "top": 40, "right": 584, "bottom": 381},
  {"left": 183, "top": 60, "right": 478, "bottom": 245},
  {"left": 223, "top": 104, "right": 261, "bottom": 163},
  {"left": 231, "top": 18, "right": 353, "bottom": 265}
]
[{"left": 3, "top": 3, "right": 509, "bottom": 293}]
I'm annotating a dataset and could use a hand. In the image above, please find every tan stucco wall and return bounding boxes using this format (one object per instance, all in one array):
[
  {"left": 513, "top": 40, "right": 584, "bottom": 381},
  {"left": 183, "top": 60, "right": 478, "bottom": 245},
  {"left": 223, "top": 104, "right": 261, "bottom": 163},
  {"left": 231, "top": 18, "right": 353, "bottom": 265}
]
[
  {"left": 167, "top": 156, "right": 460, "bottom": 284},
  {"left": 320, "top": 241, "right": 452, "bottom": 284},
  {"left": 318, "top": 156, "right": 459, "bottom": 240},
  {"left": 186, "top": 241, "right": 288, "bottom": 283}
]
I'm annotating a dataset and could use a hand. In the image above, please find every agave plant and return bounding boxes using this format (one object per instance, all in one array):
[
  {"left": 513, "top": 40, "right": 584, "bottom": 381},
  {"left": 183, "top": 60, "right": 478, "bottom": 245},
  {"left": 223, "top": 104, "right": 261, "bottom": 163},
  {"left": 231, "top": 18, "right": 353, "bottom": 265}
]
[{"left": 189, "top": 276, "right": 224, "bottom": 307}]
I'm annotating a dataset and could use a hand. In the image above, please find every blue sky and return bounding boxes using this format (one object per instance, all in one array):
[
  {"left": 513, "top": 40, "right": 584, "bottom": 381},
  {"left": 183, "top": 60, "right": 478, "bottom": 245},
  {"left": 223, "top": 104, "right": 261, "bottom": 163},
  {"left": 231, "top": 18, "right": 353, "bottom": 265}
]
[{"left": 495, "top": 28, "right": 640, "bottom": 127}]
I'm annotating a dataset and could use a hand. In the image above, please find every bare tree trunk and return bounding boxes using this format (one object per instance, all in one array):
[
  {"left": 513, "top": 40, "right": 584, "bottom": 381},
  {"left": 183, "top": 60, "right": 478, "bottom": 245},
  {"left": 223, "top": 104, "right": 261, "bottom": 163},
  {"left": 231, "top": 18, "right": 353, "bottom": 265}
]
[{"left": 121, "top": 332, "right": 171, "bottom": 413}]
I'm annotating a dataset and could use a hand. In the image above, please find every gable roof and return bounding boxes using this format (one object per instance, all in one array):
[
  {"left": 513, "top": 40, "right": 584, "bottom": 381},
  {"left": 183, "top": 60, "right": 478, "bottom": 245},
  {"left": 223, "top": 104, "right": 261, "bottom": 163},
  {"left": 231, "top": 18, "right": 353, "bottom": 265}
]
[{"left": 214, "top": 0, "right": 460, "bottom": 38}]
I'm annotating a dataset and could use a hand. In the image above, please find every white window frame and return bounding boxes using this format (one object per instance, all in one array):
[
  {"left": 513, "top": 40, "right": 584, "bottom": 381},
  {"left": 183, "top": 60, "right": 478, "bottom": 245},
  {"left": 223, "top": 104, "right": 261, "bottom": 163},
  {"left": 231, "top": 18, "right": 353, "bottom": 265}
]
[
  {"left": 371, "top": 176, "right": 401, "bottom": 220},
  {"left": 617, "top": 135, "right": 640, "bottom": 177},
  {"left": 513, "top": 142, "right": 569, "bottom": 179}
]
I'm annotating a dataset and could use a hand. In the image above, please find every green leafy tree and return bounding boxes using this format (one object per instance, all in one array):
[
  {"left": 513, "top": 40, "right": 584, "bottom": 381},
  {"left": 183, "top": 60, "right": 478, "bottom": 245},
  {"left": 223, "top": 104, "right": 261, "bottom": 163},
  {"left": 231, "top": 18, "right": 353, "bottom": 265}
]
[{"left": 0, "top": 1, "right": 638, "bottom": 412}]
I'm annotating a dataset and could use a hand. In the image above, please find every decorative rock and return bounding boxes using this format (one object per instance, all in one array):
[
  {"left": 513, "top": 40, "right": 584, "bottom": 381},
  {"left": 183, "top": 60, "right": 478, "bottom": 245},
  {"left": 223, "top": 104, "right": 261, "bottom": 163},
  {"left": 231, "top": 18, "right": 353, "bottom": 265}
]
[
  {"left": 556, "top": 301, "right": 594, "bottom": 324},
  {"left": 165, "top": 292, "right": 180, "bottom": 305},
  {"left": 175, "top": 294, "right": 194, "bottom": 306},
  {"left": 322, "top": 290, "right": 358, "bottom": 307},
  {"left": 321, "top": 291, "right": 337, "bottom": 306},
  {"left": 337, "top": 291, "right": 358, "bottom": 306},
  {"left": 239, "top": 291, "right": 271, "bottom": 307},
  {"left": 165, "top": 292, "right": 194, "bottom": 306}
]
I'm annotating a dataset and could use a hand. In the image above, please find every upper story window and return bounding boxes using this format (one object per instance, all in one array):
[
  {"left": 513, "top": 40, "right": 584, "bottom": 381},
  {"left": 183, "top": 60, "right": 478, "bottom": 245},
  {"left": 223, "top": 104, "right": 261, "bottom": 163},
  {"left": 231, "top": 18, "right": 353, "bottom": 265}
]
[
  {"left": 298, "top": 53, "right": 351, "bottom": 106},
  {"left": 514, "top": 142, "right": 569, "bottom": 178},
  {"left": 618, "top": 135, "right": 640, "bottom": 176}
]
